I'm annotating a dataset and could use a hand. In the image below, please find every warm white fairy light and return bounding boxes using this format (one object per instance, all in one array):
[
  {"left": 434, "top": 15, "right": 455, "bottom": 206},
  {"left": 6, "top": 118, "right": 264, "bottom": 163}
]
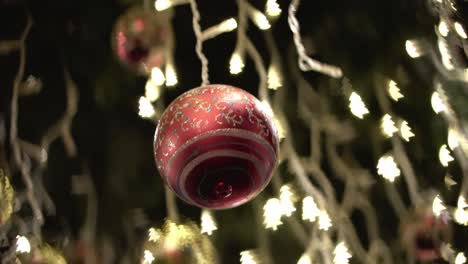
[
  {"left": 143, "top": 250, "right": 155, "bottom": 264},
  {"left": 148, "top": 227, "right": 161, "bottom": 242},
  {"left": 377, "top": 155, "right": 400, "bottom": 182},
  {"left": 155, "top": 0, "right": 172, "bottom": 11},
  {"left": 251, "top": 9, "right": 271, "bottom": 30},
  {"left": 240, "top": 250, "right": 258, "bottom": 264},
  {"left": 267, "top": 65, "right": 282, "bottom": 90},
  {"left": 333, "top": 242, "right": 352, "bottom": 264},
  {"left": 230, "top": 52, "right": 245, "bottom": 75},
  {"left": 297, "top": 254, "right": 311, "bottom": 264},
  {"left": 381, "top": 114, "right": 398, "bottom": 138},
  {"left": 454, "top": 22, "right": 467, "bottom": 39},
  {"left": 432, "top": 195, "right": 446, "bottom": 217},
  {"left": 348, "top": 92, "right": 369, "bottom": 119},
  {"left": 302, "top": 196, "right": 320, "bottom": 222},
  {"left": 16, "top": 236, "right": 30, "bottom": 253},
  {"left": 455, "top": 252, "right": 467, "bottom": 264},
  {"left": 439, "top": 144, "right": 454, "bottom": 167},
  {"left": 399, "top": 120, "right": 415, "bottom": 142},
  {"left": 431, "top": 91, "right": 447, "bottom": 114},
  {"left": 265, "top": 0, "right": 281, "bottom": 17},
  {"left": 145, "top": 80, "right": 161, "bottom": 102},
  {"left": 388, "top": 80, "right": 404, "bottom": 101},
  {"left": 438, "top": 20, "right": 450, "bottom": 37},
  {"left": 279, "top": 185, "right": 296, "bottom": 217},
  {"left": 165, "top": 63, "right": 178, "bottom": 87},
  {"left": 150, "top": 67, "right": 165, "bottom": 86},
  {"left": 200, "top": 210, "right": 217, "bottom": 235},
  {"left": 405, "top": 40, "right": 423, "bottom": 58},
  {"left": 448, "top": 129, "right": 459, "bottom": 150},
  {"left": 318, "top": 210, "right": 332, "bottom": 231},
  {"left": 438, "top": 39, "right": 455, "bottom": 70},
  {"left": 454, "top": 196, "right": 468, "bottom": 226},
  {"left": 138, "top": 96, "right": 155, "bottom": 118},
  {"left": 264, "top": 198, "right": 283, "bottom": 230}
]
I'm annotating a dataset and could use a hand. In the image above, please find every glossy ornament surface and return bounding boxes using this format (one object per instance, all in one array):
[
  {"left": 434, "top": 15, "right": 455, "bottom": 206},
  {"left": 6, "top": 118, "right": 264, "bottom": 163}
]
[
  {"left": 112, "top": 6, "right": 169, "bottom": 74},
  {"left": 154, "top": 85, "right": 279, "bottom": 209}
]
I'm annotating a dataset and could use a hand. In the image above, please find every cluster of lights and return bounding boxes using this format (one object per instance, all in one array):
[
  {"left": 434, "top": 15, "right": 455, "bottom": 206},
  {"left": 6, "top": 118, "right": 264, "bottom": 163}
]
[
  {"left": 265, "top": 0, "right": 281, "bottom": 17},
  {"left": 377, "top": 155, "right": 401, "bottom": 182},
  {"left": 387, "top": 80, "right": 404, "bottom": 102},
  {"left": 263, "top": 185, "right": 297, "bottom": 230},
  {"left": 399, "top": 120, "right": 415, "bottom": 142},
  {"left": 267, "top": 65, "right": 282, "bottom": 90},
  {"left": 229, "top": 51, "right": 245, "bottom": 75},
  {"left": 16, "top": 235, "right": 31, "bottom": 254},
  {"left": 439, "top": 144, "right": 454, "bottom": 167},
  {"left": 381, "top": 114, "right": 398, "bottom": 138},
  {"left": 333, "top": 242, "right": 352, "bottom": 264},
  {"left": 454, "top": 196, "right": 468, "bottom": 226},
  {"left": 302, "top": 196, "right": 320, "bottom": 222},
  {"left": 348, "top": 92, "right": 369, "bottom": 119},
  {"left": 142, "top": 250, "right": 155, "bottom": 264},
  {"left": 240, "top": 250, "right": 259, "bottom": 264},
  {"left": 200, "top": 209, "right": 217, "bottom": 235},
  {"left": 432, "top": 195, "right": 447, "bottom": 217}
]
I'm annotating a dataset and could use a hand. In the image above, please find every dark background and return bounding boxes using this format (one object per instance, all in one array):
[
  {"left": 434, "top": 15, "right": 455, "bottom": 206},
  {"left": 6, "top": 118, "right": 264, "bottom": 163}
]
[{"left": 1, "top": 0, "right": 467, "bottom": 262}]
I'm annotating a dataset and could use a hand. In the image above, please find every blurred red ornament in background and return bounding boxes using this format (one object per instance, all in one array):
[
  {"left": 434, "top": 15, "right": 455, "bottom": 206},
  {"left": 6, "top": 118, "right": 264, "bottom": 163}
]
[
  {"left": 112, "top": 6, "right": 169, "bottom": 74},
  {"left": 154, "top": 85, "right": 279, "bottom": 209}
]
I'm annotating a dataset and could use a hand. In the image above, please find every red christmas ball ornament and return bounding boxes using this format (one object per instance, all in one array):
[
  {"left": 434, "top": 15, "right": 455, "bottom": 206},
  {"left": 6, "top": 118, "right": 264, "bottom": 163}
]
[
  {"left": 154, "top": 85, "right": 279, "bottom": 209},
  {"left": 112, "top": 6, "right": 170, "bottom": 74}
]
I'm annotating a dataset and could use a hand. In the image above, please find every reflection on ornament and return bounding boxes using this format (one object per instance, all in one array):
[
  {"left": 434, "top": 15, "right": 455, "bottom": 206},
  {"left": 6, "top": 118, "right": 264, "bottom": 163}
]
[
  {"left": 154, "top": 85, "right": 279, "bottom": 209},
  {"left": 112, "top": 6, "right": 169, "bottom": 74},
  {"left": 401, "top": 201, "right": 452, "bottom": 262}
]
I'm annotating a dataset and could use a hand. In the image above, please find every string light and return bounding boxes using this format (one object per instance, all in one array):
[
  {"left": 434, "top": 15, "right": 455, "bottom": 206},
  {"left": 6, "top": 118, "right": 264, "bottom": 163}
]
[
  {"left": 377, "top": 155, "right": 400, "bottom": 182},
  {"left": 240, "top": 250, "right": 258, "bottom": 264},
  {"left": 431, "top": 91, "right": 447, "bottom": 114},
  {"left": 438, "top": 39, "right": 455, "bottom": 70},
  {"left": 381, "top": 114, "right": 398, "bottom": 138},
  {"left": 455, "top": 252, "right": 467, "bottom": 264},
  {"left": 148, "top": 228, "right": 161, "bottom": 242},
  {"left": 267, "top": 65, "right": 282, "bottom": 90},
  {"left": 165, "top": 63, "right": 178, "bottom": 87},
  {"left": 229, "top": 51, "right": 245, "bottom": 74},
  {"left": 454, "top": 196, "right": 468, "bottom": 226},
  {"left": 405, "top": 40, "right": 424, "bottom": 58},
  {"left": 142, "top": 250, "right": 155, "bottom": 264},
  {"left": 138, "top": 96, "right": 156, "bottom": 118},
  {"left": 387, "top": 80, "right": 404, "bottom": 101},
  {"left": 16, "top": 235, "right": 30, "bottom": 253},
  {"left": 297, "top": 254, "right": 311, "bottom": 264},
  {"left": 438, "top": 20, "right": 450, "bottom": 37},
  {"left": 265, "top": 0, "right": 281, "bottom": 17},
  {"left": 145, "top": 79, "right": 161, "bottom": 102},
  {"left": 432, "top": 195, "right": 446, "bottom": 217},
  {"left": 333, "top": 242, "right": 352, "bottom": 264},
  {"left": 302, "top": 196, "right": 320, "bottom": 222},
  {"left": 454, "top": 22, "right": 467, "bottom": 39},
  {"left": 348, "top": 92, "right": 369, "bottom": 119},
  {"left": 279, "top": 184, "right": 296, "bottom": 217},
  {"left": 439, "top": 144, "right": 454, "bottom": 167},
  {"left": 200, "top": 209, "right": 217, "bottom": 235},
  {"left": 264, "top": 198, "right": 283, "bottom": 230},
  {"left": 150, "top": 67, "right": 166, "bottom": 86},
  {"left": 399, "top": 120, "right": 415, "bottom": 142},
  {"left": 448, "top": 128, "right": 459, "bottom": 150},
  {"left": 155, "top": 0, "right": 172, "bottom": 11},
  {"left": 318, "top": 210, "right": 332, "bottom": 231},
  {"left": 251, "top": 8, "right": 271, "bottom": 30}
]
